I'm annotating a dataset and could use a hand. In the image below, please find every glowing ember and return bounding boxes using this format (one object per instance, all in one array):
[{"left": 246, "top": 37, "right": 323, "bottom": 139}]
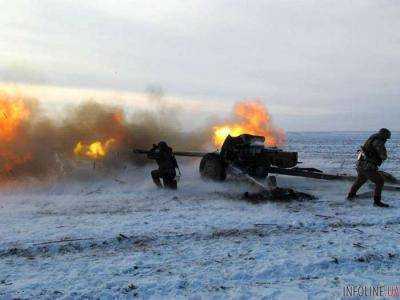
[
  {"left": 74, "top": 138, "right": 116, "bottom": 160},
  {"left": 213, "top": 100, "right": 286, "bottom": 148}
]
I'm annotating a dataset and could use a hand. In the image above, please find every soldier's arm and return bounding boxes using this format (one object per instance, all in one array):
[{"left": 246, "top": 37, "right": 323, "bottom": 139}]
[
  {"left": 372, "top": 139, "right": 388, "bottom": 161},
  {"left": 147, "top": 146, "right": 160, "bottom": 159}
]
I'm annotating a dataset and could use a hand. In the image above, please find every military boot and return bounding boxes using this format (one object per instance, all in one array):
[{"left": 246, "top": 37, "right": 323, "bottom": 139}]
[
  {"left": 374, "top": 200, "right": 389, "bottom": 208},
  {"left": 346, "top": 194, "right": 358, "bottom": 201},
  {"left": 152, "top": 177, "right": 163, "bottom": 188}
]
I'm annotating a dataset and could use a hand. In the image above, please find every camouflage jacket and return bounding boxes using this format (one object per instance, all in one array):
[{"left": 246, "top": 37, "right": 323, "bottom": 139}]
[
  {"left": 147, "top": 145, "right": 178, "bottom": 171},
  {"left": 358, "top": 133, "right": 388, "bottom": 171}
]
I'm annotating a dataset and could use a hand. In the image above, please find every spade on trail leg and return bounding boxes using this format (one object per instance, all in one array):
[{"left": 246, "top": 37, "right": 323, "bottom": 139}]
[{"left": 242, "top": 174, "right": 316, "bottom": 203}]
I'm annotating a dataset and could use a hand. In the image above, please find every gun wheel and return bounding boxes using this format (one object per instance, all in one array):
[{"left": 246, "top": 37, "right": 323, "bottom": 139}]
[{"left": 199, "top": 153, "right": 226, "bottom": 181}]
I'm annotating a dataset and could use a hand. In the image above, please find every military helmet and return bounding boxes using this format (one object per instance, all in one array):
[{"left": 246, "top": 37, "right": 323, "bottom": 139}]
[
  {"left": 379, "top": 128, "right": 391, "bottom": 139},
  {"left": 158, "top": 141, "right": 168, "bottom": 150}
]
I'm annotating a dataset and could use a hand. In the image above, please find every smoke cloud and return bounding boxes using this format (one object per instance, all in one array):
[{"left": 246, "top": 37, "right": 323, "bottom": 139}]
[
  {"left": 0, "top": 89, "right": 213, "bottom": 182},
  {"left": 0, "top": 87, "right": 286, "bottom": 184}
]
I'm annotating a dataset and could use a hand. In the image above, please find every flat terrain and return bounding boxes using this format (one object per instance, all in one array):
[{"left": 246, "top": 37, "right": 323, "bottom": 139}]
[{"left": 1, "top": 162, "right": 399, "bottom": 299}]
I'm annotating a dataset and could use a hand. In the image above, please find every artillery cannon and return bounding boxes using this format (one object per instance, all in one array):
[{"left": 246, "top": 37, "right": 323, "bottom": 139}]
[
  {"left": 133, "top": 133, "right": 400, "bottom": 188},
  {"left": 198, "top": 134, "right": 298, "bottom": 181},
  {"left": 134, "top": 134, "right": 298, "bottom": 181}
]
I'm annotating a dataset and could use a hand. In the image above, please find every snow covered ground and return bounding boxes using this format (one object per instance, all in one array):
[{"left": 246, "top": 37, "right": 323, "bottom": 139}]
[{"left": 1, "top": 133, "right": 400, "bottom": 299}]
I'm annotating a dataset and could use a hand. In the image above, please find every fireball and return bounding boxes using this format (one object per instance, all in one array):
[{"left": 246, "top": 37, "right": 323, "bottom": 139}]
[
  {"left": 74, "top": 138, "right": 116, "bottom": 160},
  {"left": 0, "top": 94, "right": 32, "bottom": 174},
  {"left": 213, "top": 100, "right": 285, "bottom": 148},
  {"left": 0, "top": 96, "right": 30, "bottom": 141}
]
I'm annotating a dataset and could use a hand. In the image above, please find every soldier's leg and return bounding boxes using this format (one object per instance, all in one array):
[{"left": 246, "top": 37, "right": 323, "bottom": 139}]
[
  {"left": 161, "top": 169, "right": 177, "bottom": 190},
  {"left": 151, "top": 170, "right": 163, "bottom": 188},
  {"left": 162, "top": 175, "right": 177, "bottom": 189},
  {"left": 165, "top": 179, "right": 177, "bottom": 190},
  {"left": 365, "top": 171, "right": 386, "bottom": 205},
  {"left": 347, "top": 172, "right": 368, "bottom": 199}
]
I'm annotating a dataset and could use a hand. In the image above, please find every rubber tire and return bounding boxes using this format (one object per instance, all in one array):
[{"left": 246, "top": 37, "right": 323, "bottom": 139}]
[{"left": 199, "top": 153, "right": 227, "bottom": 181}]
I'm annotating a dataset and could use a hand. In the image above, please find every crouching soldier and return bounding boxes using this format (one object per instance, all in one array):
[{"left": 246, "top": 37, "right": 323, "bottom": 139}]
[
  {"left": 147, "top": 141, "right": 180, "bottom": 189},
  {"left": 347, "top": 128, "right": 391, "bottom": 207}
]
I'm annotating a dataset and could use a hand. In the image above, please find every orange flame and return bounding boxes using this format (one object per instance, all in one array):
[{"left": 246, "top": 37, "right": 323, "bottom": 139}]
[
  {"left": 0, "top": 94, "right": 32, "bottom": 174},
  {"left": 213, "top": 100, "right": 285, "bottom": 147},
  {"left": 0, "top": 96, "right": 30, "bottom": 142},
  {"left": 74, "top": 138, "right": 116, "bottom": 160}
]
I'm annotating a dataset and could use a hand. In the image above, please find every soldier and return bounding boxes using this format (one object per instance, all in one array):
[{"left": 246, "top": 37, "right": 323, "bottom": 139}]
[
  {"left": 147, "top": 141, "right": 180, "bottom": 189},
  {"left": 347, "top": 128, "right": 392, "bottom": 207}
]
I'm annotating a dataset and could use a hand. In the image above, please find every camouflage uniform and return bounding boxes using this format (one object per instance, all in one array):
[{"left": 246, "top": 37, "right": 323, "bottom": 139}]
[
  {"left": 147, "top": 142, "right": 179, "bottom": 189},
  {"left": 348, "top": 129, "right": 391, "bottom": 206}
]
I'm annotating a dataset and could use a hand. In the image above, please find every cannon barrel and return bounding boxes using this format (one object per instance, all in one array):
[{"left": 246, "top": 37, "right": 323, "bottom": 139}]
[{"left": 132, "top": 149, "right": 207, "bottom": 158}]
